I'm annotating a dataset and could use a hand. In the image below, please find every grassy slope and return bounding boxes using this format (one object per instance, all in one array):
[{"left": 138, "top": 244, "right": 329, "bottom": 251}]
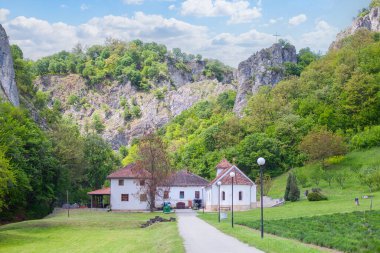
[
  {"left": 0, "top": 209, "right": 184, "bottom": 253},
  {"left": 199, "top": 147, "right": 380, "bottom": 253}
]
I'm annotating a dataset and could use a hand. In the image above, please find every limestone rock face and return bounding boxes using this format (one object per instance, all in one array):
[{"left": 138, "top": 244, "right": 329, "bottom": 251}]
[
  {"left": 0, "top": 24, "right": 19, "bottom": 106},
  {"left": 167, "top": 59, "right": 234, "bottom": 87},
  {"left": 330, "top": 7, "right": 380, "bottom": 50},
  {"left": 35, "top": 74, "right": 234, "bottom": 149},
  {"left": 233, "top": 43, "right": 296, "bottom": 114}
]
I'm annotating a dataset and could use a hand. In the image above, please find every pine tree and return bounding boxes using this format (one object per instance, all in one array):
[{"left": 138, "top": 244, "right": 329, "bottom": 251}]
[{"left": 284, "top": 173, "right": 300, "bottom": 201}]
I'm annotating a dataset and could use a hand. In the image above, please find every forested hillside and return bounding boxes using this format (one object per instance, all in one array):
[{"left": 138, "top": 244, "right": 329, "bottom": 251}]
[{"left": 138, "top": 30, "right": 380, "bottom": 180}]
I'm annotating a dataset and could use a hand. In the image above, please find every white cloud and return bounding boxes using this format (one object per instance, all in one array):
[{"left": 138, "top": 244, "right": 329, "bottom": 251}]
[
  {"left": 168, "top": 4, "right": 176, "bottom": 10},
  {"left": 3, "top": 12, "right": 210, "bottom": 62},
  {"left": 122, "top": 0, "right": 144, "bottom": 4},
  {"left": 80, "top": 4, "right": 89, "bottom": 11},
  {"left": 0, "top": 8, "right": 10, "bottom": 22},
  {"left": 288, "top": 14, "right": 307, "bottom": 26},
  {"left": 299, "top": 20, "right": 338, "bottom": 52},
  {"left": 181, "top": 0, "right": 261, "bottom": 24},
  {"left": 60, "top": 4, "right": 67, "bottom": 8},
  {"left": 269, "top": 17, "right": 283, "bottom": 24}
]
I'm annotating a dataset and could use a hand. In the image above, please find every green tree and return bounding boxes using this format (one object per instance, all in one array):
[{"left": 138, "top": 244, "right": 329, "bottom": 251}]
[
  {"left": 0, "top": 149, "right": 15, "bottom": 211},
  {"left": 92, "top": 114, "right": 105, "bottom": 134},
  {"left": 84, "top": 134, "right": 119, "bottom": 189},
  {"left": 284, "top": 173, "right": 300, "bottom": 202}
]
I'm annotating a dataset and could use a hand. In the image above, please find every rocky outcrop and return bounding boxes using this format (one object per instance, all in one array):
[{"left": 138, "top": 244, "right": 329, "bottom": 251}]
[
  {"left": 35, "top": 74, "right": 234, "bottom": 149},
  {"left": 167, "top": 59, "right": 234, "bottom": 87},
  {"left": 330, "top": 7, "right": 380, "bottom": 50},
  {"left": 233, "top": 43, "right": 297, "bottom": 114},
  {"left": 0, "top": 24, "right": 19, "bottom": 106}
]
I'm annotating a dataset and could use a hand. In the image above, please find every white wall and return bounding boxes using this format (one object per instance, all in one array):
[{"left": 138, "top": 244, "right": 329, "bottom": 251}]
[
  {"left": 156, "top": 186, "right": 205, "bottom": 208},
  {"left": 206, "top": 183, "right": 256, "bottom": 208},
  {"left": 110, "top": 179, "right": 148, "bottom": 210}
]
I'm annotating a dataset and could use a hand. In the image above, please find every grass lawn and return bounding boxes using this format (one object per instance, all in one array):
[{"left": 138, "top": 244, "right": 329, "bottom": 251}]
[
  {"left": 199, "top": 148, "right": 380, "bottom": 253},
  {"left": 0, "top": 209, "right": 184, "bottom": 253}
]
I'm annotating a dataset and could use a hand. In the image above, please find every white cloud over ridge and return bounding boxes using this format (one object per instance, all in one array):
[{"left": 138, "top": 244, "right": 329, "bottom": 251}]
[
  {"left": 3, "top": 10, "right": 339, "bottom": 67},
  {"left": 299, "top": 20, "right": 338, "bottom": 51},
  {"left": 288, "top": 14, "right": 307, "bottom": 26},
  {"left": 0, "top": 8, "right": 10, "bottom": 22},
  {"left": 181, "top": 0, "right": 261, "bottom": 24}
]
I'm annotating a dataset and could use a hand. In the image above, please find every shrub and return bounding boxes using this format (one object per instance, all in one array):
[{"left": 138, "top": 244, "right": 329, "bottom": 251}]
[
  {"left": 68, "top": 94, "right": 80, "bottom": 106},
  {"left": 284, "top": 173, "right": 300, "bottom": 202},
  {"left": 334, "top": 171, "right": 349, "bottom": 189},
  {"left": 350, "top": 125, "right": 380, "bottom": 150},
  {"left": 310, "top": 167, "right": 323, "bottom": 186},
  {"left": 299, "top": 129, "right": 347, "bottom": 162},
  {"left": 294, "top": 170, "right": 308, "bottom": 187},
  {"left": 307, "top": 191, "right": 327, "bottom": 201}
]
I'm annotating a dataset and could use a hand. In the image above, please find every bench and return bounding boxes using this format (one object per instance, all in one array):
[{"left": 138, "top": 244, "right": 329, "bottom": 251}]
[{"left": 220, "top": 207, "right": 231, "bottom": 211}]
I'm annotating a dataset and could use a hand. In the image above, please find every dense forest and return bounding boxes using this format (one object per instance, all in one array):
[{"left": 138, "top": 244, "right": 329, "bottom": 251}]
[
  {"left": 32, "top": 39, "right": 231, "bottom": 89},
  {"left": 1, "top": 23, "right": 380, "bottom": 222}
]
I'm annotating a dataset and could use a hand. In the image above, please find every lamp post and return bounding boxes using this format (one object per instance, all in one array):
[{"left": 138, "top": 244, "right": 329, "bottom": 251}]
[
  {"left": 217, "top": 181, "right": 221, "bottom": 222},
  {"left": 230, "top": 171, "right": 235, "bottom": 228},
  {"left": 201, "top": 187, "right": 205, "bottom": 214},
  {"left": 257, "top": 157, "right": 265, "bottom": 238}
]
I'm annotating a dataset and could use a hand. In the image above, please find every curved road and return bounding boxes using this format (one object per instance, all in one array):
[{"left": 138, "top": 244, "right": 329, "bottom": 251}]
[{"left": 177, "top": 210, "right": 264, "bottom": 253}]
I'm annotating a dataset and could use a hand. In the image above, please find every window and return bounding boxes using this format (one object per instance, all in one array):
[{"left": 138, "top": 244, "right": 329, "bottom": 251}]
[
  {"left": 164, "top": 191, "right": 169, "bottom": 199},
  {"left": 140, "top": 194, "right": 147, "bottom": 202},
  {"left": 118, "top": 179, "right": 124, "bottom": 186},
  {"left": 222, "top": 191, "right": 225, "bottom": 200},
  {"left": 195, "top": 191, "right": 200, "bottom": 199},
  {"left": 140, "top": 180, "right": 145, "bottom": 186},
  {"left": 239, "top": 191, "right": 243, "bottom": 201},
  {"left": 121, "top": 194, "right": 129, "bottom": 201},
  {"left": 179, "top": 191, "right": 184, "bottom": 199}
]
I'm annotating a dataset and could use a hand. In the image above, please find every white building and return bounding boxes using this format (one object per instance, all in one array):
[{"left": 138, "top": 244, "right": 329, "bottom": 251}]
[
  {"left": 88, "top": 159, "right": 256, "bottom": 211},
  {"left": 101, "top": 164, "right": 208, "bottom": 211},
  {"left": 204, "top": 159, "right": 257, "bottom": 211}
]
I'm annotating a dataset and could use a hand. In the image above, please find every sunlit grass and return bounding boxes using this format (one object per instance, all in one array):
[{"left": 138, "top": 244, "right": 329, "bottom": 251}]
[{"left": 0, "top": 209, "right": 184, "bottom": 253}]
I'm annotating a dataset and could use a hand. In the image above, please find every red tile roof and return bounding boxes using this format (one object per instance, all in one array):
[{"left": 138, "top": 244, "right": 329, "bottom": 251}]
[
  {"left": 218, "top": 167, "right": 253, "bottom": 186},
  {"left": 87, "top": 187, "right": 111, "bottom": 195},
  {"left": 107, "top": 163, "right": 150, "bottom": 179},
  {"left": 169, "top": 170, "right": 209, "bottom": 187},
  {"left": 208, "top": 159, "right": 254, "bottom": 186},
  {"left": 216, "top": 159, "right": 232, "bottom": 170}
]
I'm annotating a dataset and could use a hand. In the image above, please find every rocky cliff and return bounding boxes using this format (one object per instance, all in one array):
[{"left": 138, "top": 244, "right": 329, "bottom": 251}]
[
  {"left": 36, "top": 74, "right": 234, "bottom": 149},
  {"left": 233, "top": 43, "right": 297, "bottom": 114},
  {"left": 330, "top": 6, "right": 380, "bottom": 50},
  {"left": 0, "top": 24, "right": 19, "bottom": 106}
]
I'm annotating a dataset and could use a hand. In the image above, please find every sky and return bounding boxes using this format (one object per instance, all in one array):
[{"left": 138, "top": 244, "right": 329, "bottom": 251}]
[{"left": 0, "top": 0, "right": 371, "bottom": 67}]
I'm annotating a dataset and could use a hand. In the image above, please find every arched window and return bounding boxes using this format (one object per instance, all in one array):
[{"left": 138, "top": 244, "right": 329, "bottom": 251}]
[
  {"left": 222, "top": 191, "right": 225, "bottom": 200},
  {"left": 239, "top": 191, "right": 243, "bottom": 200}
]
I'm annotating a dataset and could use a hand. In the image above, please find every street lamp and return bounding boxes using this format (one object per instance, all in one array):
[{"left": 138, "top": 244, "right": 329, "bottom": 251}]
[
  {"left": 201, "top": 187, "right": 205, "bottom": 214},
  {"left": 217, "top": 181, "right": 221, "bottom": 222},
  {"left": 230, "top": 171, "right": 235, "bottom": 228},
  {"left": 257, "top": 157, "right": 265, "bottom": 238}
]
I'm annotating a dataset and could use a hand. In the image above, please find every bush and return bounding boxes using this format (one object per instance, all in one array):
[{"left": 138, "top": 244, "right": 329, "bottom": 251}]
[
  {"left": 350, "top": 126, "right": 380, "bottom": 150},
  {"left": 307, "top": 191, "right": 327, "bottom": 201},
  {"left": 294, "top": 170, "right": 308, "bottom": 187}
]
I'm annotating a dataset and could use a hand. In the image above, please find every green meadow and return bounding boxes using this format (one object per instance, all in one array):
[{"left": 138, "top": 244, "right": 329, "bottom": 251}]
[{"left": 0, "top": 209, "right": 184, "bottom": 253}]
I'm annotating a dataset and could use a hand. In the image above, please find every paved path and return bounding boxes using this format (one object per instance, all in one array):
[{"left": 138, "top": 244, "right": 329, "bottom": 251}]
[{"left": 177, "top": 210, "right": 264, "bottom": 253}]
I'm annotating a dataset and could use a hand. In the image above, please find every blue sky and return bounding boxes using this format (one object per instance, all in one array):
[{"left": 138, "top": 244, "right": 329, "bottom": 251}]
[{"left": 0, "top": 0, "right": 371, "bottom": 66}]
